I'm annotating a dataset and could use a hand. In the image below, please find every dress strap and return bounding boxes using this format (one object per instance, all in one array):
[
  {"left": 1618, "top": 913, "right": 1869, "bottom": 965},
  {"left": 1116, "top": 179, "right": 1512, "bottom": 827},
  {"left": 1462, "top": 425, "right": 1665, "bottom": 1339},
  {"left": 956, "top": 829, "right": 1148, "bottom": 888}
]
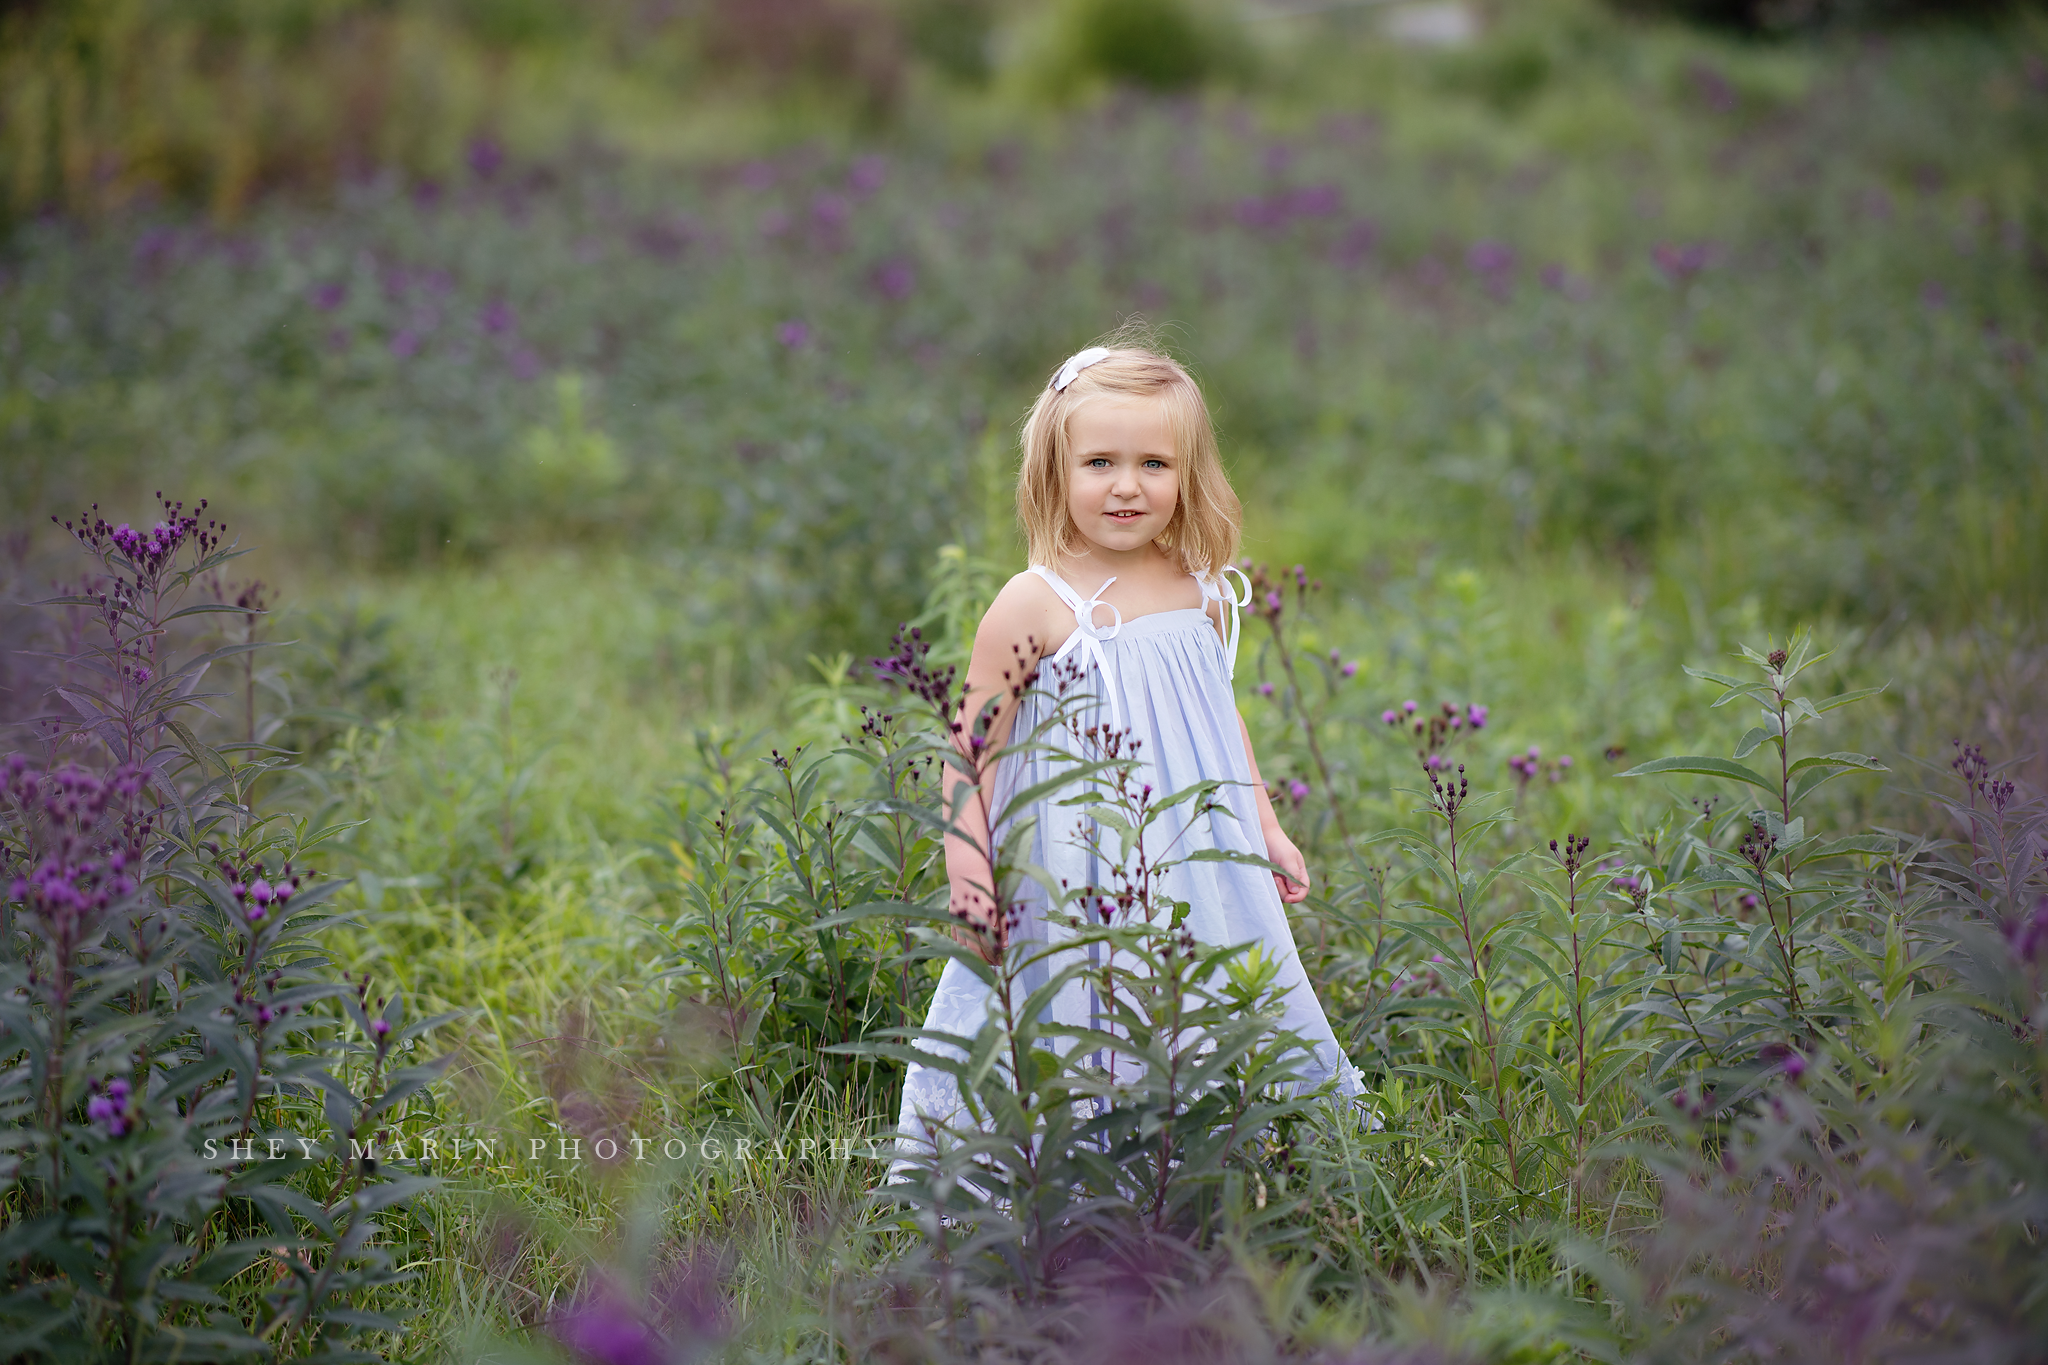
[
  {"left": 1029, "top": 565, "right": 1124, "bottom": 727},
  {"left": 1194, "top": 565, "right": 1252, "bottom": 681}
]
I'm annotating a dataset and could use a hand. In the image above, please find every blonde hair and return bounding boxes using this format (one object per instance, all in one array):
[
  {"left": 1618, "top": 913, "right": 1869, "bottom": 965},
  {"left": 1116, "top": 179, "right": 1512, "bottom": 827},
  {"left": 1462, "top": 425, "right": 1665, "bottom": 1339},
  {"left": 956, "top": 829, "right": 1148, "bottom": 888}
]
[{"left": 1016, "top": 330, "right": 1241, "bottom": 576}]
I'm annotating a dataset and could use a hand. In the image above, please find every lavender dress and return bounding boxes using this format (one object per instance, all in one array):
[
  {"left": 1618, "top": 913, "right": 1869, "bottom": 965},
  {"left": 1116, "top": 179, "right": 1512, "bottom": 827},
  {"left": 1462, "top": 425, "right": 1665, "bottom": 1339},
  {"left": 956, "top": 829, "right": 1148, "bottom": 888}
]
[{"left": 892, "top": 565, "right": 1364, "bottom": 1156}]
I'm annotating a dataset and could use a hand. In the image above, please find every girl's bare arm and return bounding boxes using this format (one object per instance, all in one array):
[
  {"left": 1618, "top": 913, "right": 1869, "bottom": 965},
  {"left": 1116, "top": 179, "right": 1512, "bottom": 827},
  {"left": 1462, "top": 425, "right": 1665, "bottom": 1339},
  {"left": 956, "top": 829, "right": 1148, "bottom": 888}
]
[{"left": 942, "top": 576, "right": 1061, "bottom": 957}]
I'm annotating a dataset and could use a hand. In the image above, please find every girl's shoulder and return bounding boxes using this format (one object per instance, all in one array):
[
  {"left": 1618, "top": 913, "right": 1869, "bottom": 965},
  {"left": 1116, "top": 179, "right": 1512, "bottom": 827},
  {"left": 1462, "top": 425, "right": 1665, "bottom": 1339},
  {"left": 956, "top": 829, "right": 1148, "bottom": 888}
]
[{"left": 977, "top": 569, "right": 1073, "bottom": 661}]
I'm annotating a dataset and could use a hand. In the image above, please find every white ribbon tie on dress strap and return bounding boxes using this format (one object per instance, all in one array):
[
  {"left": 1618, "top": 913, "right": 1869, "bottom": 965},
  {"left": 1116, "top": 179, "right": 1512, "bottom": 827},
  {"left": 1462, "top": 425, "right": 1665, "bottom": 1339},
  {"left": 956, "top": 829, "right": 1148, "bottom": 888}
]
[
  {"left": 1030, "top": 566, "right": 1125, "bottom": 727},
  {"left": 1199, "top": 565, "right": 1253, "bottom": 680}
]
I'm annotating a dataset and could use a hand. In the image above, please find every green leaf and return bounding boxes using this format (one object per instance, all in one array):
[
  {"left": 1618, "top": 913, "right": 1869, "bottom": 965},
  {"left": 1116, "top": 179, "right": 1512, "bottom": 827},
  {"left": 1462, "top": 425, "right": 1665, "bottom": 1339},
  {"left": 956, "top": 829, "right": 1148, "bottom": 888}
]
[
  {"left": 1786, "top": 751, "right": 1886, "bottom": 776},
  {"left": 1682, "top": 665, "right": 1751, "bottom": 689},
  {"left": 1814, "top": 683, "right": 1888, "bottom": 713},
  {"left": 1732, "top": 727, "right": 1770, "bottom": 760},
  {"left": 1617, "top": 756, "right": 1778, "bottom": 793}
]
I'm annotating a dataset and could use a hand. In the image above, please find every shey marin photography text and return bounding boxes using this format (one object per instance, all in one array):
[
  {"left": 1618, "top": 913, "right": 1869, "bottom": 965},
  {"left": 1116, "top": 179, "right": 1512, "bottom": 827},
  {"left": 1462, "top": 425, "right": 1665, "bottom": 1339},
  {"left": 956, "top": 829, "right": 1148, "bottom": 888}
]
[{"left": 198, "top": 1131, "right": 888, "bottom": 1168}]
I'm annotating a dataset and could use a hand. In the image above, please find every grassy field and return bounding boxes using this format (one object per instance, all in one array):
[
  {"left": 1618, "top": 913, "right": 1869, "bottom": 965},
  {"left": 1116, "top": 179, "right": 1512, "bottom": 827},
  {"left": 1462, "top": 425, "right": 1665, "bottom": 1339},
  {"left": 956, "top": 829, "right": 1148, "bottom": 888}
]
[{"left": 3, "top": 1, "right": 2046, "bottom": 1361}]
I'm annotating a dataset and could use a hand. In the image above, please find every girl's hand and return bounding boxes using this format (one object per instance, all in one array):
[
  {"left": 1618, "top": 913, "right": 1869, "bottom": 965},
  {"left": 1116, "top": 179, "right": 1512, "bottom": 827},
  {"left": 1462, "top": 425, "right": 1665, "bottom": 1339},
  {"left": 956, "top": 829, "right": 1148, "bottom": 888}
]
[{"left": 1265, "top": 826, "right": 1312, "bottom": 904}]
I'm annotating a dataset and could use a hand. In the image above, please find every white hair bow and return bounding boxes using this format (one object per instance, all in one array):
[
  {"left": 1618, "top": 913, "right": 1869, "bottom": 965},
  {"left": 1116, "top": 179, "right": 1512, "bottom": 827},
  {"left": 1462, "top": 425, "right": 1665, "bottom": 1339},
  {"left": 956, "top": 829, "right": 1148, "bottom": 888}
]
[{"left": 1051, "top": 346, "right": 1111, "bottom": 391}]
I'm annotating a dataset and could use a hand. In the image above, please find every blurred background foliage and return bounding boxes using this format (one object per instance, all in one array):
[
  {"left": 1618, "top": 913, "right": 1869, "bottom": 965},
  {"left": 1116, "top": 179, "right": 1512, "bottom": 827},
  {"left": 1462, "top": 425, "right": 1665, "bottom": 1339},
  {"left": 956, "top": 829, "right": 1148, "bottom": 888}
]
[{"left": 3, "top": 0, "right": 2044, "bottom": 660}]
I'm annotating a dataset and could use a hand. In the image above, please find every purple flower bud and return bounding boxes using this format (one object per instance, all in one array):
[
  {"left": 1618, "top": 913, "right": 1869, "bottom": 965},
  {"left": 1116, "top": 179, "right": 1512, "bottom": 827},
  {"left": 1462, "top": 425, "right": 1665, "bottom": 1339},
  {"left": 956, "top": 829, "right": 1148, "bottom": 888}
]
[
  {"left": 1382, "top": 710, "right": 1399, "bottom": 725},
  {"left": 1288, "top": 780, "right": 1310, "bottom": 800},
  {"left": 1258, "top": 682, "right": 1276, "bottom": 698},
  {"left": 1264, "top": 591, "right": 1283, "bottom": 611},
  {"left": 1467, "top": 704, "right": 1488, "bottom": 727},
  {"left": 1558, "top": 755, "right": 1573, "bottom": 768},
  {"left": 246, "top": 903, "right": 266, "bottom": 923},
  {"left": 778, "top": 320, "right": 811, "bottom": 349},
  {"left": 1341, "top": 662, "right": 1358, "bottom": 678},
  {"left": 1403, "top": 700, "right": 1417, "bottom": 714},
  {"left": 250, "top": 879, "right": 273, "bottom": 904},
  {"left": 371, "top": 1017, "right": 391, "bottom": 1037}
]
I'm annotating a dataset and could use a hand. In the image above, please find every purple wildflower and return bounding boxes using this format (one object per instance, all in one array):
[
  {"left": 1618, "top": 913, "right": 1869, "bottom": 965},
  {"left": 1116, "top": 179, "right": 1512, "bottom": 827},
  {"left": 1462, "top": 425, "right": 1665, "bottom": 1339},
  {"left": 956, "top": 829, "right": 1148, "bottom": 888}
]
[
  {"left": 1257, "top": 682, "right": 1276, "bottom": 698},
  {"left": 479, "top": 300, "right": 516, "bottom": 336},
  {"left": 811, "top": 193, "right": 850, "bottom": 231},
  {"left": 1331, "top": 219, "right": 1378, "bottom": 268},
  {"left": 510, "top": 346, "right": 543, "bottom": 382},
  {"left": 551, "top": 1295, "right": 666, "bottom": 1365},
  {"left": 1467, "top": 703, "right": 1488, "bottom": 728},
  {"left": 87, "top": 1077, "right": 133, "bottom": 1137},
  {"left": 390, "top": 329, "right": 421, "bottom": 359},
  {"left": 310, "top": 281, "right": 348, "bottom": 311},
  {"left": 1403, "top": 700, "right": 1417, "bottom": 714},
  {"left": 1653, "top": 242, "right": 1712, "bottom": 283},
  {"left": 467, "top": 136, "right": 504, "bottom": 179},
  {"left": 848, "top": 154, "right": 888, "bottom": 196},
  {"left": 371, "top": 1018, "right": 391, "bottom": 1038},
  {"left": 1341, "top": 661, "right": 1358, "bottom": 679},
  {"left": 871, "top": 258, "right": 917, "bottom": 300},
  {"left": 1288, "top": 780, "right": 1310, "bottom": 800},
  {"left": 777, "top": 320, "right": 810, "bottom": 349},
  {"left": 1468, "top": 239, "right": 1516, "bottom": 279},
  {"left": 1382, "top": 710, "right": 1400, "bottom": 725}
]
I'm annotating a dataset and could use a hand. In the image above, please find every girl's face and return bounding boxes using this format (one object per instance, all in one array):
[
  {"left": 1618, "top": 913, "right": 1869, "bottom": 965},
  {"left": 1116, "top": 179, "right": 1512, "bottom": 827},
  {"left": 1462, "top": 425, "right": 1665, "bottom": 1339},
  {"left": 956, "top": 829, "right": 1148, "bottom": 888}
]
[{"left": 1064, "top": 396, "right": 1179, "bottom": 558}]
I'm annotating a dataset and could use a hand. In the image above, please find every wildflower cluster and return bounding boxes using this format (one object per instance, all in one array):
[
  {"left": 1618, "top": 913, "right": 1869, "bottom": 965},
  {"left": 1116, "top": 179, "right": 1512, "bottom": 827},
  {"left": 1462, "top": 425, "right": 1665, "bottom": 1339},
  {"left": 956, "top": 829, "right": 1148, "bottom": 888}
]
[
  {"left": 86, "top": 1076, "right": 136, "bottom": 1137},
  {"left": 1384, "top": 699, "right": 1489, "bottom": 771},
  {"left": 1508, "top": 745, "right": 1572, "bottom": 796},
  {"left": 210, "top": 849, "right": 305, "bottom": 924}
]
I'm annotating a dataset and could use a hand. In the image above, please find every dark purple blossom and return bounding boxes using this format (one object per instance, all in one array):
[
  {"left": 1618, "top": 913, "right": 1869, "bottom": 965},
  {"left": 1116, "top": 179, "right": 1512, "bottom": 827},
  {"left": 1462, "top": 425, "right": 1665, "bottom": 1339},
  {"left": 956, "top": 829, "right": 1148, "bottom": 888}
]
[
  {"left": 467, "top": 136, "right": 504, "bottom": 180},
  {"left": 871, "top": 257, "right": 917, "bottom": 301},
  {"left": 2005, "top": 896, "right": 2048, "bottom": 965},
  {"left": 777, "top": 320, "right": 810, "bottom": 349},
  {"left": 1468, "top": 241, "right": 1516, "bottom": 290},
  {"left": 87, "top": 1077, "right": 133, "bottom": 1137},
  {"left": 848, "top": 155, "right": 888, "bottom": 196},
  {"left": 479, "top": 300, "right": 516, "bottom": 336},
  {"left": 811, "top": 193, "right": 850, "bottom": 231},
  {"left": 1653, "top": 242, "right": 1712, "bottom": 283},
  {"left": 1331, "top": 219, "right": 1379, "bottom": 268},
  {"left": 1689, "top": 62, "right": 1738, "bottom": 114}
]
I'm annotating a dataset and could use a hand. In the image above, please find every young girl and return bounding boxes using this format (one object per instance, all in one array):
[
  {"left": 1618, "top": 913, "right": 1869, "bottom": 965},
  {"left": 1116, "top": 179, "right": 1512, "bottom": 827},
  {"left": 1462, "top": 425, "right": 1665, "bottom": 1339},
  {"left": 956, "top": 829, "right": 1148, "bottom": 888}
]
[{"left": 894, "top": 339, "right": 1363, "bottom": 1150}]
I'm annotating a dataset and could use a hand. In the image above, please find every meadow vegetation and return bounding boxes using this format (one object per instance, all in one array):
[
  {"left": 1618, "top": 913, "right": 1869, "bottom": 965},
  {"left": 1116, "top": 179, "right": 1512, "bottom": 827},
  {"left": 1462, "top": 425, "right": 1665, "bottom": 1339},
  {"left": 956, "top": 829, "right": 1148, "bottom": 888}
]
[{"left": 2, "top": 0, "right": 2046, "bottom": 1361}]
